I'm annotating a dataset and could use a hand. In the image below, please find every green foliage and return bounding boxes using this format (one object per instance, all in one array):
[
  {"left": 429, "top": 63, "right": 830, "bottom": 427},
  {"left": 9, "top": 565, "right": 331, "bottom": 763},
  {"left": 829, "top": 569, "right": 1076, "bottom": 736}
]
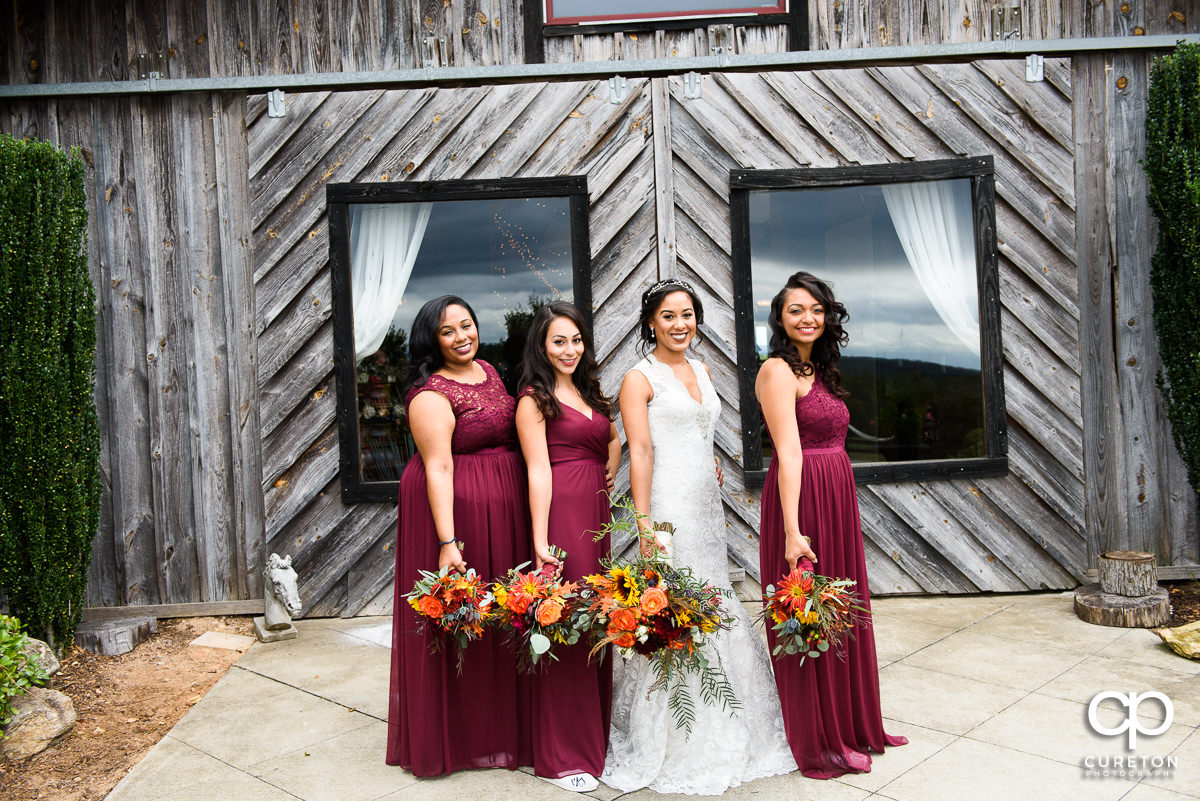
[
  {"left": 0, "top": 134, "right": 100, "bottom": 655},
  {"left": 0, "top": 615, "right": 50, "bottom": 737},
  {"left": 1144, "top": 44, "right": 1200, "bottom": 508}
]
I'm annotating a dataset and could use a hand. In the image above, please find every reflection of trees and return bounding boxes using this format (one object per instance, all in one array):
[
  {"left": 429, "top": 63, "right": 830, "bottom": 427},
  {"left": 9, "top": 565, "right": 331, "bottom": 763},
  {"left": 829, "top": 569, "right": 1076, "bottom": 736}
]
[
  {"left": 358, "top": 325, "right": 413, "bottom": 482},
  {"left": 476, "top": 293, "right": 550, "bottom": 395}
]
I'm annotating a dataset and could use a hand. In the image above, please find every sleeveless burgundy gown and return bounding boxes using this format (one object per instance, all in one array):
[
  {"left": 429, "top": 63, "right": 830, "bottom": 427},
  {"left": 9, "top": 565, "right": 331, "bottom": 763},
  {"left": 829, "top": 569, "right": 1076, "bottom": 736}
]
[
  {"left": 386, "top": 360, "right": 532, "bottom": 776},
  {"left": 530, "top": 400, "right": 613, "bottom": 779},
  {"left": 759, "top": 377, "right": 907, "bottom": 779}
]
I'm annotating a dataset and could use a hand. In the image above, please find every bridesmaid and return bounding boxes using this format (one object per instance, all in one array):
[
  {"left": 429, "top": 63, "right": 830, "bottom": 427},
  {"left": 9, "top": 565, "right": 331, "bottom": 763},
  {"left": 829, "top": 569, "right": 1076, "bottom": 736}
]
[
  {"left": 385, "top": 295, "right": 533, "bottom": 776},
  {"left": 755, "top": 271, "right": 907, "bottom": 779},
  {"left": 515, "top": 301, "right": 620, "bottom": 793}
]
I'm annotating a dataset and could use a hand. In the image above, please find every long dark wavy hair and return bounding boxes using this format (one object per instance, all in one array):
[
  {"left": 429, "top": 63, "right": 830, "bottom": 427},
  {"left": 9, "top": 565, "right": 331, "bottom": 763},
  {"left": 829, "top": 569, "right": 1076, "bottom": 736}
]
[
  {"left": 767, "top": 271, "right": 850, "bottom": 398},
  {"left": 403, "top": 294, "right": 480, "bottom": 394},
  {"left": 518, "top": 301, "right": 611, "bottom": 420},
  {"left": 637, "top": 278, "right": 705, "bottom": 356}
]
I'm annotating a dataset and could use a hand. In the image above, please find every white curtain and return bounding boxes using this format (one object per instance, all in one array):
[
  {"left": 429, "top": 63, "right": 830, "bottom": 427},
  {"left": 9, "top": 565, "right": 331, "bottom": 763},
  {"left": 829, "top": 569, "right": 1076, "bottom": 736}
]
[
  {"left": 880, "top": 180, "right": 980, "bottom": 356},
  {"left": 349, "top": 202, "right": 432, "bottom": 362}
]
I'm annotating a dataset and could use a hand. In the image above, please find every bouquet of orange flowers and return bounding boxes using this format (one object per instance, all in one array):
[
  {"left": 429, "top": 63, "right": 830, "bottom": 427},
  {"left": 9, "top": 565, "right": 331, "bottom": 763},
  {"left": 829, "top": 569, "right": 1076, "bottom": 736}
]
[
  {"left": 490, "top": 546, "right": 583, "bottom": 671},
  {"left": 759, "top": 557, "right": 865, "bottom": 664},
  {"left": 575, "top": 500, "right": 740, "bottom": 736},
  {"left": 405, "top": 567, "right": 494, "bottom": 674}
]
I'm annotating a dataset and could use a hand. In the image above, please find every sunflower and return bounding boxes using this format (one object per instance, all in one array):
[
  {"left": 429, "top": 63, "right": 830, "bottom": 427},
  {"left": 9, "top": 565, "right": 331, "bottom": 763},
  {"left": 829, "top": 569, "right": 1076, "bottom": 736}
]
[{"left": 610, "top": 566, "right": 641, "bottom": 606}]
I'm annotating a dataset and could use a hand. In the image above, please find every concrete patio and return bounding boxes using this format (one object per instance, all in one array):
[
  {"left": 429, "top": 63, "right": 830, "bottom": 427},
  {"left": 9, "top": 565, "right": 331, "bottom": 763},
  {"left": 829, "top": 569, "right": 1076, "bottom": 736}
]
[{"left": 103, "top": 592, "right": 1200, "bottom": 801}]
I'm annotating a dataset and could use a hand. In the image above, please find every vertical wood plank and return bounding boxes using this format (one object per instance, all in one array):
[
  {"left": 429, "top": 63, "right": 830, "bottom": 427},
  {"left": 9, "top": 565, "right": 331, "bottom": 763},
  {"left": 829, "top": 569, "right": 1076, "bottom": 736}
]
[
  {"left": 205, "top": 0, "right": 253, "bottom": 77},
  {"left": 165, "top": 0, "right": 211, "bottom": 78},
  {"left": 173, "top": 91, "right": 237, "bottom": 602},
  {"left": 10, "top": 0, "right": 44, "bottom": 84},
  {"left": 90, "top": 0, "right": 130, "bottom": 81},
  {"left": 212, "top": 91, "right": 266, "bottom": 598},
  {"left": 252, "top": 0, "right": 299, "bottom": 75},
  {"left": 650, "top": 77, "right": 673, "bottom": 281},
  {"left": 132, "top": 94, "right": 201, "bottom": 602},
  {"left": 1074, "top": 53, "right": 1127, "bottom": 562},
  {"left": 295, "top": 0, "right": 332, "bottom": 73}
]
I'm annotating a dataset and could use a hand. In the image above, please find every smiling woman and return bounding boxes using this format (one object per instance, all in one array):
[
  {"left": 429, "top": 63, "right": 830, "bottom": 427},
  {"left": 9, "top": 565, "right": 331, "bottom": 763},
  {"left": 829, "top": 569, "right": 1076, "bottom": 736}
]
[{"left": 328, "top": 177, "right": 592, "bottom": 502}]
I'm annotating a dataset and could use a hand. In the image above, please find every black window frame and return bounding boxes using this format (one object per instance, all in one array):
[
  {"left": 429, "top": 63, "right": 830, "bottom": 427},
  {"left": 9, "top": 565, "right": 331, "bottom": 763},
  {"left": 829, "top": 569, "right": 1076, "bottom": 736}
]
[
  {"left": 524, "top": 0, "right": 808, "bottom": 60},
  {"left": 328, "top": 176, "right": 592, "bottom": 504},
  {"left": 730, "top": 156, "right": 1008, "bottom": 488}
]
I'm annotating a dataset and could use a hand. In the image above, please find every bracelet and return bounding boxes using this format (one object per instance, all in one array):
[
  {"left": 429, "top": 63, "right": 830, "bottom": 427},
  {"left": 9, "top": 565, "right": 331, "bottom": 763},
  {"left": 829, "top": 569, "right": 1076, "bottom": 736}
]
[{"left": 438, "top": 538, "right": 461, "bottom": 548}]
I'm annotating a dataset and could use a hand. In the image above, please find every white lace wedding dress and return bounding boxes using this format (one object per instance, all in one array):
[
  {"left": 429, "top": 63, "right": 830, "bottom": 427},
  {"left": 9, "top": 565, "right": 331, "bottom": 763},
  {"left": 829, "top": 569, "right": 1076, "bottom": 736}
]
[{"left": 601, "top": 354, "right": 797, "bottom": 795}]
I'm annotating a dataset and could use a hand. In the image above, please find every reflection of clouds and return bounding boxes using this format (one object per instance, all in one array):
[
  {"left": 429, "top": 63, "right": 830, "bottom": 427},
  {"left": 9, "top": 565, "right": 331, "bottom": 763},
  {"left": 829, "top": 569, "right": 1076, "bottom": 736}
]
[{"left": 380, "top": 196, "right": 573, "bottom": 342}]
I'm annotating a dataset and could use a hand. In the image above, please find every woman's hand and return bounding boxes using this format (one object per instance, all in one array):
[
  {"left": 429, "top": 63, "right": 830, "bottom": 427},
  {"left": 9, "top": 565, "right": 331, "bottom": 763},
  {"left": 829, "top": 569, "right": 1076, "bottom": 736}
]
[
  {"left": 714, "top": 457, "right": 724, "bottom": 488},
  {"left": 438, "top": 542, "right": 467, "bottom": 574},
  {"left": 637, "top": 523, "right": 665, "bottom": 558},
  {"left": 604, "top": 464, "right": 616, "bottom": 492},
  {"left": 534, "top": 543, "right": 561, "bottom": 571},
  {"left": 784, "top": 531, "right": 817, "bottom": 573}
]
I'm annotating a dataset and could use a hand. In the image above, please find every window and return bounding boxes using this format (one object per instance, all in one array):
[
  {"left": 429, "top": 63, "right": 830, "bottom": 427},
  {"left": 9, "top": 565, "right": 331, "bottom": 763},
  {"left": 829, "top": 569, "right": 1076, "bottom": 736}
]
[
  {"left": 545, "top": 0, "right": 787, "bottom": 26},
  {"left": 731, "top": 157, "right": 1007, "bottom": 486},
  {"left": 530, "top": 0, "right": 805, "bottom": 54},
  {"left": 328, "top": 177, "right": 591, "bottom": 503}
]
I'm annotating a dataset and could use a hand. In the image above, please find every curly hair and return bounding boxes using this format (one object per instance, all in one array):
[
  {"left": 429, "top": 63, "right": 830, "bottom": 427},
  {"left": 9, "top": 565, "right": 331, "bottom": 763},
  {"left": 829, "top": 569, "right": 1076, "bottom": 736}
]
[
  {"left": 767, "top": 271, "right": 850, "bottom": 398},
  {"left": 518, "top": 301, "right": 611, "bottom": 420},
  {"left": 403, "top": 294, "right": 480, "bottom": 395},
  {"left": 637, "top": 278, "right": 705, "bottom": 355}
]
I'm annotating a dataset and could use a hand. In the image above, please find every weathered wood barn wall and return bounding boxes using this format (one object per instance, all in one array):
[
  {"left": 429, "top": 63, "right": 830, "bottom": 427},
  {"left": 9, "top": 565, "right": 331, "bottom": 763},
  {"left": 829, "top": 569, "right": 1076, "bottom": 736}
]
[{"left": 1, "top": 1, "right": 1197, "bottom": 615}]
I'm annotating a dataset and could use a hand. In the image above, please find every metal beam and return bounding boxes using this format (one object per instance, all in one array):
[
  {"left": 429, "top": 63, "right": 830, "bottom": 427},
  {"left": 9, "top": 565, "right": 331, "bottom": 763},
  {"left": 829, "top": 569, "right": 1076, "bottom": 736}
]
[{"left": 1, "top": 35, "right": 1197, "bottom": 99}]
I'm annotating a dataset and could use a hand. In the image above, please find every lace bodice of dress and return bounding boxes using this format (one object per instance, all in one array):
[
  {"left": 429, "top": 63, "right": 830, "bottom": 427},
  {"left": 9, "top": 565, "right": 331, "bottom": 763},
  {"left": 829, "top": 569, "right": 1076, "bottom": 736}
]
[
  {"left": 794, "top": 378, "right": 849, "bottom": 450},
  {"left": 633, "top": 354, "right": 727, "bottom": 588},
  {"left": 405, "top": 360, "right": 516, "bottom": 453}
]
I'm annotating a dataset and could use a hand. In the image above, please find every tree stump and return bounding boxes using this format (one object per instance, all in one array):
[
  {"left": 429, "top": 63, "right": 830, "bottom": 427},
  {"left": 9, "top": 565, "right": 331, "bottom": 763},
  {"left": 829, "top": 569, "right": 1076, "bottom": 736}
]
[
  {"left": 1074, "top": 585, "right": 1170, "bottom": 627},
  {"left": 73, "top": 617, "right": 157, "bottom": 655},
  {"left": 1098, "top": 550, "right": 1159, "bottom": 596}
]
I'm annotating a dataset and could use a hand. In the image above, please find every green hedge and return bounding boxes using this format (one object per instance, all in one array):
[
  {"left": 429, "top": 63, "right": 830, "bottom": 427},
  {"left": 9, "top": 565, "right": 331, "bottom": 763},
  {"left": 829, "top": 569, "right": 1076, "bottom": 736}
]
[{"left": 0, "top": 134, "right": 100, "bottom": 655}]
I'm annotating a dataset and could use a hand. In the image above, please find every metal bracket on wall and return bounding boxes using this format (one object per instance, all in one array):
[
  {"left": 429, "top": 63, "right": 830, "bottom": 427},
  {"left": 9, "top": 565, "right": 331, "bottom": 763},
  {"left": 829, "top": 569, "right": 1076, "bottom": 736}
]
[
  {"left": 135, "top": 52, "right": 168, "bottom": 86},
  {"left": 683, "top": 72, "right": 703, "bottom": 99},
  {"left": 422, "top": 36, "right": 450, "bottom": 68},
  {"left": 992, "top": 5, "right": 1022, "bottom": 40},
  {"left": 1025, "top": 54, "right": 1044, "bottom": 82},
  {"left": 267, "top": 89, "right": 286, "bottom": 117},
  {"left": 609, "top": 75, "right": 628, "bottom": 104},
  {"left": 708, "top": 24, "right": 734, "bottom": 64}
]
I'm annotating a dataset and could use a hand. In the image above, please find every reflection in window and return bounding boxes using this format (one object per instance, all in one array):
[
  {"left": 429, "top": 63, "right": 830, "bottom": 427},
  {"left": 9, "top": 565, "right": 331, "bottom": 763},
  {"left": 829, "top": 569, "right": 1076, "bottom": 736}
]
[
  {"left": 545, "top": 0, "right": 787, "bottom": 25},
  {"left": 750, "top": 180, "right": 981, "bottom": 463},
  {"left": 733, "top": 159, "right": 1006, "bottom": 484},
  {"left": 342, "top": 194, "right": 577, "bottom": 486}
]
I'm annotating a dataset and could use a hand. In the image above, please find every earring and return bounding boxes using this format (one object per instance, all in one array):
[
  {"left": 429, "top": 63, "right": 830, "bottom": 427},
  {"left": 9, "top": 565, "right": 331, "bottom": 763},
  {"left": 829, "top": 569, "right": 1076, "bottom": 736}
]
[{"left": 649, "top": 329, "right": 656, "bottom": 340}]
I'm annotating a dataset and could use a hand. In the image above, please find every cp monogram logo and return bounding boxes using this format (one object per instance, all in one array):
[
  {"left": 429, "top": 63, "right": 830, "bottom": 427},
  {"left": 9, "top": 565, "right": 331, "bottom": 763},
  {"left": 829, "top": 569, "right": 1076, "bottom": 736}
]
[{"left": 1087, "top": 691, "right": 1174, "bottom": 749}]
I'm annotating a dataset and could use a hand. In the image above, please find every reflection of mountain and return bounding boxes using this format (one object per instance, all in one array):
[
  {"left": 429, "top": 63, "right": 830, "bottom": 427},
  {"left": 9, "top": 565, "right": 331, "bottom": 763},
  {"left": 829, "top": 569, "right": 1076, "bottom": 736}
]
[{"left": 840, "top": 355, "right": 984, "bottom": 462}]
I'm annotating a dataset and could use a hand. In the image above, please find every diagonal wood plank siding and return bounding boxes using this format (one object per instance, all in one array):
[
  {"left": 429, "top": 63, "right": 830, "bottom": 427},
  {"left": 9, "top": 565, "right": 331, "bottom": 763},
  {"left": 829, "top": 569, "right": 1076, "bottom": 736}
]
[{"left": 249, "top": 79, "right": 658, "bottom": 615}]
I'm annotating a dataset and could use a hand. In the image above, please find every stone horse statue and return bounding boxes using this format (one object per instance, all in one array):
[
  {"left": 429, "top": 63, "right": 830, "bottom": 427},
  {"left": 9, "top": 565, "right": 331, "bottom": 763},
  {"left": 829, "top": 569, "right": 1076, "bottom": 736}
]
[{"left": 254, "top": 553, "right": 302, "bottom": 642}]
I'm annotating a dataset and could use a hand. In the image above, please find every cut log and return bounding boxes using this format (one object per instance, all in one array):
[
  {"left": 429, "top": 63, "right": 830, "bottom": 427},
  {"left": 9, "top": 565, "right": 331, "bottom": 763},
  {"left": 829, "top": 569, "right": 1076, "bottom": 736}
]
[
  {"left": 1074, "top": 583, "right": 1170, "bottom": 628},
  {"left": 73, "top": 617, "right": 157, "bottom": 655},
  {"left": 1098, "top": 550, "right": 1159, "bottom": 597}
]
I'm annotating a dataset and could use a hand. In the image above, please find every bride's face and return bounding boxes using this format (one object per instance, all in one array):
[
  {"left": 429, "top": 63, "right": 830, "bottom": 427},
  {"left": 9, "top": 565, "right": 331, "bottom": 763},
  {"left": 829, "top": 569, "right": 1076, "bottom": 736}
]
[{"left": 650, "top": 291, "right": 697, "bottom": 353}]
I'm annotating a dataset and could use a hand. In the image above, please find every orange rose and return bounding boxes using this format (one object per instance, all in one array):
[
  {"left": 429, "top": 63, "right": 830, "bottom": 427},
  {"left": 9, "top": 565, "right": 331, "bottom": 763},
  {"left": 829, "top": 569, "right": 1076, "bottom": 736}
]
[
  {"left": 608, "top": 607, "right": 638, "bottom": 632},
  {"left": 612, "top": 632, "right": 636, "bottom": 648},
  {"left": 640, "top": 587, "right": 668, "bottom": 615},
  {"left": 536, "top": 598, "right": 564, "bottom": 626},
  {"left": 508, "top": 592, "right": 532, "bottom": 615},
  {"left": 418, "top": 594, "right": 444, "bottom": 618}
]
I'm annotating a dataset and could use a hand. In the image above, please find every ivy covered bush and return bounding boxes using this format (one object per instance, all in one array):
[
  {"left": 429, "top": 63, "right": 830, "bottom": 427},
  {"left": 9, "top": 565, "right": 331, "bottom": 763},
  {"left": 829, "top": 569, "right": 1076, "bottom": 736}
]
[
  {"left": 0, "top": 134, "right": 100, "bottom": 655},
  {"left": 0, "top": 614, "right": 49, "bottom": 737},
  {"left": 1144, "top": 43, "right": 1200, "bottom": 510}
]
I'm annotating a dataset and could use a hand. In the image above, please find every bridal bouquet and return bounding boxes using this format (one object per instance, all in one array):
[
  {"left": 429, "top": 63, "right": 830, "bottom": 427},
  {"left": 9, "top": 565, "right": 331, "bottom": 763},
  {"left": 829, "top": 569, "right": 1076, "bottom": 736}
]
[
  {"left": 490, "top": 546, "right": 583, "bottom": 671},
  {"left": 759, "top": 558, "right": 865, "bottom": 664},
  {"left": 405, "top": 567, "right": 494, "bottom": 673},
  {"left": 577, "top": 498, "right": 741, "bottom": 736}
]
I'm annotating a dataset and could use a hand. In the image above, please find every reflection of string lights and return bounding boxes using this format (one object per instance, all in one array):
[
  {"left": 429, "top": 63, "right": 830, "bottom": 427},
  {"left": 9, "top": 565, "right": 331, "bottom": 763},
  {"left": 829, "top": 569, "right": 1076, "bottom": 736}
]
[{"left": 490, "top": 203, "right": 569, "bottom": 299}]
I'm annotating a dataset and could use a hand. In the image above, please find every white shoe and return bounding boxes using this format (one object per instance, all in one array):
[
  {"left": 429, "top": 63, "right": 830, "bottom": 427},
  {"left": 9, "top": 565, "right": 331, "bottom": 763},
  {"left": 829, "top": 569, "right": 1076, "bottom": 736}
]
[{"left": 539, "top": 773, "right": 599, "bottom": 793}]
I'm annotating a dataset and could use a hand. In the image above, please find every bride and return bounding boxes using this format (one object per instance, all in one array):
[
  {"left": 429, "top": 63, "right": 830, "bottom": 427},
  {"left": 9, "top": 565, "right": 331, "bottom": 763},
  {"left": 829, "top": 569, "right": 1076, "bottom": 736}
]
[{"left": 601, "top": 279, "right": 797, "bottom": 795}]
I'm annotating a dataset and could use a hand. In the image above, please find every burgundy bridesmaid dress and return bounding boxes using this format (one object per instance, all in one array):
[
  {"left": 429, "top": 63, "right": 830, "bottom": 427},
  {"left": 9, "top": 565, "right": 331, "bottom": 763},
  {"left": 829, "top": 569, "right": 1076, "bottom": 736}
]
[
  {"left": 759, "top": 378, "right": 907, "bottom": 779},
  {"left": 386, "top": 360, "right": 533, "bottom": 776},
  {"left": 531, "top": 402, "right": 613, "bottom": 780}
]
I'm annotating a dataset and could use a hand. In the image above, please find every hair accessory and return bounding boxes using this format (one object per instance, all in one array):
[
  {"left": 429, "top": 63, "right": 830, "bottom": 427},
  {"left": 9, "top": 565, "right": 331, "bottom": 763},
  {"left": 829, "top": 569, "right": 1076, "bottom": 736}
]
[{"left": 643, "top": 278, "right": 697, "bottom": 301}]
